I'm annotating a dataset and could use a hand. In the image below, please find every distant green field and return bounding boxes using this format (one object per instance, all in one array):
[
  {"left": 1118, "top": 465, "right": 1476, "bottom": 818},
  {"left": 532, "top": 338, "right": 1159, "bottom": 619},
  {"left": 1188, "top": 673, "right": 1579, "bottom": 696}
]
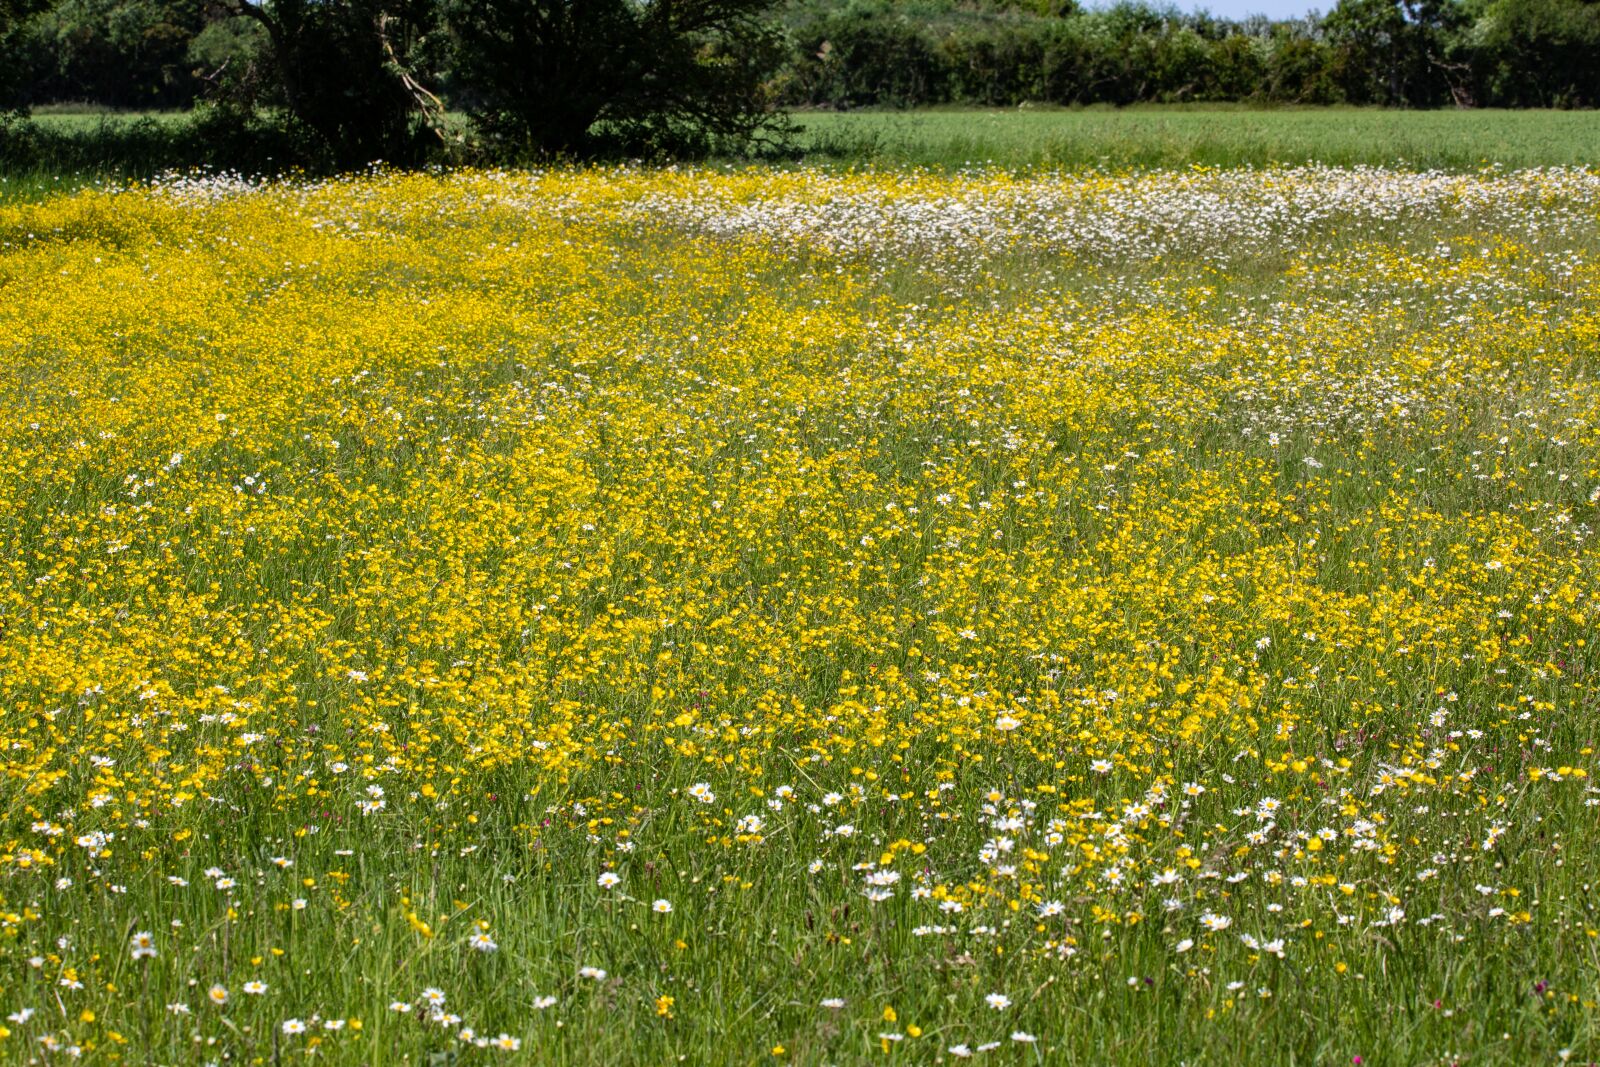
[
  {"left": 5, "top": 107, "right": 1599, "bottom": 184},
  {"left": 27, "top": 104, "right": 192, "bottom": 123},
  {"left": 791, "top": 107, "right": 1600, "bottom": 171}
]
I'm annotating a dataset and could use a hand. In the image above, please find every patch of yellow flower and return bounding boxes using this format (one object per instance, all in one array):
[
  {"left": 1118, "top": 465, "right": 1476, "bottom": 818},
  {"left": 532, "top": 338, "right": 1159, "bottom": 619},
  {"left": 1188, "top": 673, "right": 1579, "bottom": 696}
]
[{"left": 0, "top": 165, "right": 1597, "bottom": 1062}]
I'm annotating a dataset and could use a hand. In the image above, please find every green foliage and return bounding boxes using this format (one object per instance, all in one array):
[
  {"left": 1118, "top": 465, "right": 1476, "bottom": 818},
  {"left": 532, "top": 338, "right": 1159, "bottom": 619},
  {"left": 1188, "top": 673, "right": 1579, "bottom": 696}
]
[
  {"left": 25, "top": 0, "right": 206, "bottom": 108},
  {"left": 185, "top": 13, "right": 270, "bottom": 101},
  {"left": 1470, "top": 0, "right": 1600, "bottom": 105},
  {"left": 215, "top": 0, "right": 444, "bottom": 167},
  {"left": 0, "top": 0, "right": 51, "bottom": 108},
  {"left": 779, "top": 1, "right": 1337, "bottom": 107},
  {"left": 447, "top": 0, "right": 792, "bottom": 158},
  {"left": 1320, "top": 0, "right": 1467, "bottom": 104},
  {"left": 777, "top": 0, "right": 1600, "bottom": 108},
  {"left": 0, "top": 0, "right": 50, "bottom": 29},
  {"left": 0, "top": 104, "right": 308, "bottom": 175},
  {"left": 781, "top": 4, "right": 950, "bottom": 107}
]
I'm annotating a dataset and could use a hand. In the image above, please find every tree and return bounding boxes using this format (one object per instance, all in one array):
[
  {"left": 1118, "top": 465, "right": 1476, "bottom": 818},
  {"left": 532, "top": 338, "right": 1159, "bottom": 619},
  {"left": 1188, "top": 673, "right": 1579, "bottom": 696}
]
[
  {"left": 1324, "top": 0, "right": 1417, "bottom": 101},
  {"left": 221, "top": 0, "right": 445, "bottom": 167},
  {"left": 447, "top": 0, "right": 789, "bottom": 158},
  {"left": 29, "top": 0, "right": 208, "bottom": 108},
  {"left": 1324, "top": 0, "right": 1469, "bottom": 104},
  {"left": 0, "top": 0, "right": 54, "bottom": 109},
  {"left": 1468, "top": 0, "right": 1600, "bottom": 105},
  {"left": 0, "top": 0, "right": 51, "bottom": 29}
]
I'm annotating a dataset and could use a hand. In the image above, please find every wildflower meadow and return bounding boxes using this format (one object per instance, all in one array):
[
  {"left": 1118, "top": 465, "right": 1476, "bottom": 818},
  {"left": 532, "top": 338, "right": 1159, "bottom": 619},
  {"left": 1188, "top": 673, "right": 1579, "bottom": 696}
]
[{"left": 2, "top": 164, "right": 1599, "bottom": 1064}]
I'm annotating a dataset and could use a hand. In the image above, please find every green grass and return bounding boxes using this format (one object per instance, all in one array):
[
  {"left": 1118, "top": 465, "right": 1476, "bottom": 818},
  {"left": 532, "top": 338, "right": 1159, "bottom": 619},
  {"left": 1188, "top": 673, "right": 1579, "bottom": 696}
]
[
  {"left": 3, "top": 106, "right": 1599, "bottom": 188},
  {"left": 0, "top": 109, "right": 309, "bottom": 191},
  {"left": 27, "top": 103, "right": 192, "bottom": 123},
  {"left": 790, "top": 106, "right": 1600, "bottom": 171}
]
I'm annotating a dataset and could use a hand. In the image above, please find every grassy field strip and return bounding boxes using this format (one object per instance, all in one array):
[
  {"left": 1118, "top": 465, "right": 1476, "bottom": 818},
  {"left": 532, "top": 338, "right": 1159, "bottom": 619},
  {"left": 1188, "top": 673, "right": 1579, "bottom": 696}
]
[
  {"left": 791, "top": 108, "right": 1600, "bottom": 169},
  {"left": 7, "top": 107, "right": 1600, "bottom": 187}
]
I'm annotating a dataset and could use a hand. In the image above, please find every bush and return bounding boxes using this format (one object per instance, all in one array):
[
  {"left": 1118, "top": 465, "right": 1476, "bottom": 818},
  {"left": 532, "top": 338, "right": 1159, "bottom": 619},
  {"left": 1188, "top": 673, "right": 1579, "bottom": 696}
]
[
  {"left": 0, "top": 105, "right": 309, "bottom": 175},
  {"left": 449, "top": 0, "right": 791, "bottom": 159},
  {"left": 210, "top": 0, "right": 445, "bottom": 168}
]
